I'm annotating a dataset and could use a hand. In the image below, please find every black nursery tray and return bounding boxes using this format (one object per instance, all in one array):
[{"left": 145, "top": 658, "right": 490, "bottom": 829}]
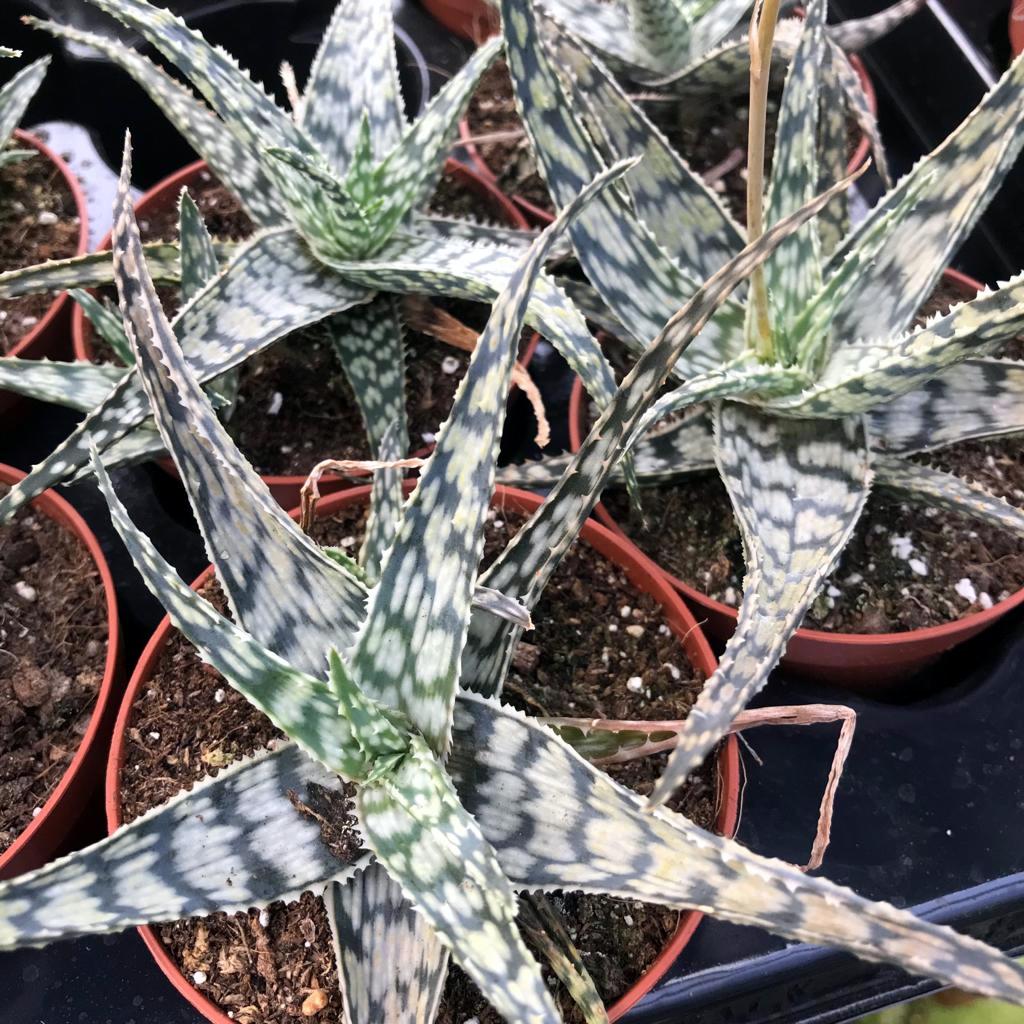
[{"left": 2, "top": 1, "right": 1024, "bottom": 1022}]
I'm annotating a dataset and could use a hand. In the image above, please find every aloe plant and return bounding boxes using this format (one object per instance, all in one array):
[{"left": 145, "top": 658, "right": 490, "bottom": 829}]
[
  {"left": 0, "top": 53, "right": 47, "bottom": 169},
  {"left": 0, "top": 0, "right": 628, "bottom": 520},
  {"left": 512, "top": 0, "right": 923, "bottom": 185},
  {"left": 494, "top": 0, "right": 1024, "bottom": 807},
  {"left": 5, "top": 129, "right": 1024, "bottom": 1021}
]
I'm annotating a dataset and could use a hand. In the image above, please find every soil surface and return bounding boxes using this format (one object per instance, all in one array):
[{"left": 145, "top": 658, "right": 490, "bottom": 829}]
[
  {"left": 465, "top": 59, "right": 554, "bottom": 215},
  {"left": 0, "top": 140, "right": 82, "bottom": 354},
  {"left": 595, "top": 278, "right": 1024, "bottom": 633},
  {"left": 119, "top": 502, "right": 719, "bottom": 1024},
  {"left": 83, "top": 169, "right": 534, "bottom": 476},
  {"left": 0, "top": 485, "right": 107, "bottom": 853}
]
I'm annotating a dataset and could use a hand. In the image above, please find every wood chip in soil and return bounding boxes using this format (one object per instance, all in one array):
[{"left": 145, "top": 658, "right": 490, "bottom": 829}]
[
  {"left": 119, "top": 503, "right": 723, "bottom": 1024},
  {"left": 596, "top": 278, "right": 1024, "bottom": 634},
  {"left": 0, "top": 485, "right": 107, "bottom": 852},
  {"left": 0, "top": 140, "right": 81, "bottom": 353}
]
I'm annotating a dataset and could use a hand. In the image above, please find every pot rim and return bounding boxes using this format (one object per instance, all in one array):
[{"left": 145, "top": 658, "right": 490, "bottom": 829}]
[
  {"left": 106, "top": 482, "right": 739, "bottom": 1024},
  {"left": 567, "top": 267, "right": 1024, "bottom": 651},
  {"left": 0, "top": 462, "right": 120, "bottom": 876},
  {"left": 6, "top": 128, "right": 90, "bottom": 361}
]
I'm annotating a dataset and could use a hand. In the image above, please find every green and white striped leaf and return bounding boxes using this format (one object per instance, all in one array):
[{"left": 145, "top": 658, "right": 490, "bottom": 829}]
[
  {"left": 0, "top": 744, "right": 367, "bottom": 950},
  {"left": 372, "top": 38, "right": 501, "bottom": 233},
  {"left": 465, "top": 175, "right": 852, "bottom": 694},
  {"left": 108, "top": 145, "right": 368, "bottom": 670},
  {"left": 0, "top": 357, "right": 124, "bottom": 411},
  {"left": 83, "top": 0, "right": 314, "bottom": 162},
  {"left": 648, "top": 404, "right": 871, "bottom": 805},
  {"left": 0, "top": 56, "right": 47, "bottom": 150},
  {"left": 299, "top": 0, "right": 403, "bottom": 172},
  {"left": 71, "top": 289, "right": 133, "bottom": 365},
  {"left": 357, "top": 735, "right": 558, "bottom": 1024},
  {"left": 95, "top": 454, "right": 370, "bottom": 777},
  {"left": 29, "top": 17, "right": 285, "bottom": 226},
  {"left": 326, "top": 866, "right": 449, "bottom": 1024},
  {"left": 624, "top": 0, "right": 695, "bottom": 72},
  {"left": 784, "top": 273, "right": 1024, "bottom": 416},
  {"left": 829, "top": 38, "right": 890, "bottom": 185},
  {"left": 533, "top": 0, "right": 631, "bottom": 66},
  {"left": 517, "top": 894, "right": 609, "bottom": 1024},
  {"left": 538, "top": 12, "right": 745, "bottom": 288},
  {"left": 869, "top": 359, "right": 1024, "bottom": 455},
  {"left": 323, "top": 234, "right": 623, "bottom": 435},
  {"left": 764, "top": 0, "right": 826, "bottom": 360},
  {"left": 688, "top": 0, "right": 750, "bottom": 57},
  {"left": 829, "top": 51, "right": 1024, "bottom": 342},
  {"left": 874, "top": 455, "right": 1024, "bottom": 537},
  {"left": 349, "top": 162, "right": 632, "bottom": 754},
  {"left": 0, "top": 244, "right": 216, "bottom": 299},
  {"left": 450, "top": 695, "right": 1024, "bottom": 1007},
  {"left": 0, "top": 228, "right": 367, "bottom": 525},
  {"left": 826, "top": 0, "right": 925, "bottom": 52},
  {"left": 178, "top": 190, "right": 219, "bottom": 301},
  {"left": 497, "top": 411, "right": 715, "bottom": 489},
  {"left": 814, "top": 40, "right": 850, "bottom": 258}
]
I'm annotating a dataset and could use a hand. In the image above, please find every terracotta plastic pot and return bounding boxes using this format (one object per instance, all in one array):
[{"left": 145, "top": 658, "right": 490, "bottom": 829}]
[
  {"left": 1011, "top": 0, "right": 1024, "bottom": 59},
  {"left": 568, "top": 268, "right": 1024, "bottom": 690},
  {"left": 0, "top": 129, "right": 90, "bottom": 418},
  {"left": 73, "top": 158, "right": 530, "bottom": 510},
  {"left": 418, "top": 0, "right": 499, "bottom": 43},
  {"left": 107, "top": 482, "right": 740, "bottom": 1024},
  {"left": 457, "top": 50, "right": 875, "bottom": 228},
  {"left": 0, "top": 464, "right": 121, "bottom": 880}
]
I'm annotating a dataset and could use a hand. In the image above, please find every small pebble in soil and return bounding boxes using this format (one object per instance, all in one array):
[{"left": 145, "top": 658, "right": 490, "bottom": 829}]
[
  {"left": 214, "top": 688, "right": 226, "bottom": 703},
  {"left": 626, "top": 676, "right": 644, "bottom": 693},
  {"left": 908, "top": 558, "right": 928, "bottom": 577},
  {"left": 148, "top": 731, "right": 161, "bottom": 741},
  {"left": 625, "top": 624, "right": 644, "bottom": 638},
  {"left": 619, "top": 605, "right": 631, "bottom": 618},
  {"left": 31, "top": 806, "right": 41, "bottom": 818},
  {"left": 258, "top": 908, "right": 270, "bottom": 928},
  {"left": 13, "top": 580, "right": 36, "bottom": 602},
  {"left": 192, "top": 971, "right": 207, "bottom": 985},
  {"left": 724, "top": 586, "right": 738, "bottom": 606},
  {"left": 36, "top": 210, "right": 57, "bottom": 226},
  {"left": 440, "top": 356, "right": 461, "bottom": 375},
  {"left": 979, "top": 592, "right": 994, "bottom": 609},
  {"left": 267, "top": 391, "right": 283, "bottom": 416},
  {"left": 421, "top": 431, "right": 435, "bottom": 444},
  {"left": 955, "top": 578, "right": 977, "bottom": 603},
  {"left": 623, "top": 914, "right": 634, "bottom": 927},
  {"left": 890, "top": 535, "right": 914, "bottom": 560}
]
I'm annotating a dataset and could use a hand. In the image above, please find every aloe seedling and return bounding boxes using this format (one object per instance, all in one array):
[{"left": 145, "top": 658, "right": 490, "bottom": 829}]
[
  {"left": 5, "top": 133, "right": 1022, "bottom": 1022},
  {"left": 495, "top": 0, "right": 1024, "bottom": 805},
  {"left": 0, "top": 0, "right": 623, "bottom": 521}
]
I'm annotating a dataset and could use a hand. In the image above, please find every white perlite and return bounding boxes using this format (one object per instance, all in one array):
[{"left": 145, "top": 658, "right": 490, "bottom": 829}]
[
  {"left": 440, "top": 355, "right": 461, "bottom": 375},
  {"left": 258, "top": 909, "right": 270, "bottom": 928},
  {"left": 192, "top": 971, "right": 207, "bottom": 985},
  {"left": 908, "top": 558, "right": 928, "bottom": 577},
  {"left": 267, "top": 391, "right": 283, "bottom": 416},
  {"left": 13, "top": 581, "right": 36, "bottom": 603},
  {"left": 890, "top": 535, "right": 914, "bottom": 560},
  {"left": 626, "top": 676, "right": 644, "bottom": 693},
  {"left": 954, "top": 578, "right": 978, "bottom": 603},
  {"left": 214, "top": 688, "right": 226, "bottom": 703}
]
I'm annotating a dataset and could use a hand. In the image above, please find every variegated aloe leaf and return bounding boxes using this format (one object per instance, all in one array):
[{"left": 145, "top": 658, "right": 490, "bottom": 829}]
[
  {"left": 826, "top": 0, "right": 925, "bottom": 52},
  {"left": 874, "top": 456, "right": 1024, "bottom": 537},
  {"left": 83, "top": 0, "right": 314, "bottom": 164},
  {"left": 0, "top": 243, "right": 219, "bottom": 298},
  {"left": 348, "top": 160, "right": 633, "bottom": 755},
  {"left": 814, "top": 38, "right": 849, "bottom": 257},
  {"left": 0, "top": 358, "right": 124, "bottom": 412},
  {"left": 829, "top": 51, "right": 1024, "bottom": 343},
  {"left": 537, "top": 13, "right": 746, "bottom": 300},
  {"left": 503, "top": 0, "right": 744, "bottom": 378},
  {"left": 0, "top": 226, "right": 368, "bottom": 525},
  {"left": 357, "top": 734, "right": 559, "bottom": 1023},
  {"left": 107, "top": 143, "right": 368, "bottom": 669},
  {"left": 869, "top": 360, "right": 1024, "bottom": 455},
  {"left": 465, "top": 172, "right": 853, "bottom": 693},
  {"left": 0, "top": 56, "right": 47, "bottom": 150},
  {"left": 70, "top": 289, "right": 133, "bottom": 364},
  {"left": 370, "top": 37, "right": 501, "bottom": 236},
  {"left": 298, "top": 0, "right": 403, "bottom": 172},
  {"left": 517, "top": 894, "right": 609, "bottom": 1024},
  {"left": 623, "top": 0, "right": 699, "bottom": 73},
  {"left": 648, "top": 403, "right": 871, "bottom": 805},
  {"left": 326, "top": 865, "right": 449, "bottom": 1024},
  {"left": 498, "top": 411, "right": 715, "bottom": 489},
  {"left": 781, "top": 272, "right": 1024, "bottom": 417},
  {"left": 178, "top": 190, "right": 219, "bottom": 301},
  {"left": 0, "top": 743, "right": 368, "bottom": 950},
  {"left": 763, "top": 0, "right": 826, "bottom": 363},
  {"left": 322, "top": 234, "right": 625, "bottom": 448},
  {"left": 358, "top": 419, "right": 407, "bottom": 584},
  {"left": 28, "top": 17, "right": 285, "bottom": 226},
  {"left": 451, "top": 694, "right": 1024, "bottom": 1006}
]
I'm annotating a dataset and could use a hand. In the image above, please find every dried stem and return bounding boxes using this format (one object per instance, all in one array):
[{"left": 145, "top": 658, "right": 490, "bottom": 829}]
[
  {"left": 402, "top": 297, "right": 550, "bottom": 447},
  {"left": 747, "top": 0, "right": 782, "bottom": 362},
  {"left": 299, "top": 456, "right": 426, "bottom": 532}
]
